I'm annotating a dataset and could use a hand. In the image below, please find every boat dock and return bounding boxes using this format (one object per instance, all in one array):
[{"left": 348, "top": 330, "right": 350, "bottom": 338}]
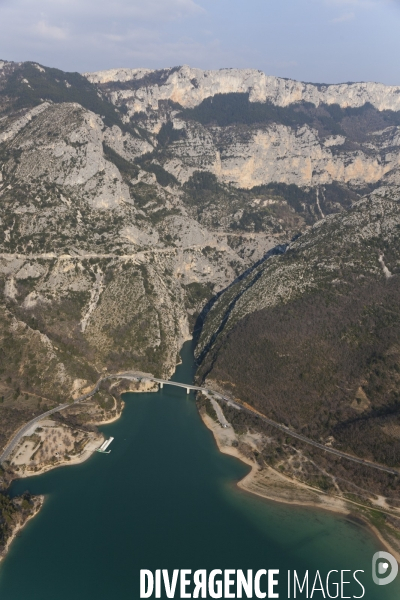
[{"left": 97, "top": 437, "right": 114, "bottom": 454}]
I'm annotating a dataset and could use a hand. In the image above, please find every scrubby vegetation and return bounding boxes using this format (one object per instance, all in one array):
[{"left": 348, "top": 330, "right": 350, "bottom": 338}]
[
  {"left": 103, "top": 143, "right": 139, "bottom": 181},
  {"left": 0, "top": 62, "right": 123, "bottom": 127},
  {"left": 179, "top": 93, "right": 314, "bottom": 128},
  {"left": 201, "top": 276, "right": 400, "bottom": 461},
  {"left": 213, "top": 397, "right": 400, "bottom": 500},
  {"left": 196, "top": 195, "right": 400, "bottom": 498},
  {"left": 2, "top": 59, "right": 400, "bottom": 518},
  {"left": 0, "top": 491, "right": 39, "bottom": 554},
  {"left": 180, "top": 93, "right": 400, "bottom": 140},
  {"left": 183, "top": 171, "right": 310, "bottom": 233}
]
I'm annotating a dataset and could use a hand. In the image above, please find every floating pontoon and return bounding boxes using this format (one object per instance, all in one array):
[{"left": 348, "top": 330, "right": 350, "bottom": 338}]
[{"left": 97, "top": 437, "right": 114, "bottom": 454}]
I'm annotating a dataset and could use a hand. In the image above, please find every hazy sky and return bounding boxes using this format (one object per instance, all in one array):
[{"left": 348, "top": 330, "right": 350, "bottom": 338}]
[{"left": 0, "top": 0, "right": 399, "bottom": 84}]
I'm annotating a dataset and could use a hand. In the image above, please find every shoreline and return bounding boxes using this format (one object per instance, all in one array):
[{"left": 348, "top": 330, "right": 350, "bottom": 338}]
[
  {"left": 0, "top": 399, "right": 127, "bottom": 561},
  {"left": 0, "top": 496, "right": 44, "bottom": 565},
  {"left": 12, "top": 434, "right": 104, "bottom": 479},
  {"left": 2, "top": 374, "right": 399, "bottom": 568},
  {"left": 8, "top": 398, "right": 126, "bottom": 479},
  {"left": 3, "top": 381, "right": 157, "bottom": 485},
  {"left": 200, "top": 411, "right": 400, "bottom": 563},
  {"left": 88, "top": 398, "right": 125, "bottom": 426},
  {"left": 0, "top": 380, "right": 157, "bottom": 562}
]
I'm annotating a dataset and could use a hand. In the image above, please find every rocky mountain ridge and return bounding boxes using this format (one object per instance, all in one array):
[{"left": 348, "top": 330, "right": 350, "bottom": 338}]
[
  {"left": 85, "top": 65, "right": 400, "bottom": 112},
  {"left": 197, "top": 188, "right": 400, "bottom": 359},
  {"left": 81, "top": 64, "right": 400, "bottom": 193},
  {"left": 0, "top": 60, "right": 286, "bottom": 452}
]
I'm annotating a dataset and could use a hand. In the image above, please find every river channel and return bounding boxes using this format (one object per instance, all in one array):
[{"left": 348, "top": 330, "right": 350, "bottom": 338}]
[{"left": 0, "top": 341, "right": 399, "bottom": 599}]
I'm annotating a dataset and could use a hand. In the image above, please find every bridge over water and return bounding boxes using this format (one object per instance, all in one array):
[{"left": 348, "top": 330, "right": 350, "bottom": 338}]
[
  {"left": 2, "top": 371, "right": 399, "bottom": 477},
  {"left": 114, "top": 372, "right": 205, "bottom": 394}
]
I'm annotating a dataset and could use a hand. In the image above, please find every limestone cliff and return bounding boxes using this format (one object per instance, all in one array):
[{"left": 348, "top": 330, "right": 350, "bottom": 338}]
[
  {"left": 85, "top": 65, "right": 400, "bottom": 112},
  {"left": 83, "top": 65, "right": 400, "bottom": 191}
]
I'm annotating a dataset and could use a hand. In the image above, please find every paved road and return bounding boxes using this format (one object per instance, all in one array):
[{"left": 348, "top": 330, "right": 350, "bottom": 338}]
[
  {"left": 220, "top": 397, "right": 400, "bottom": 477},
  {"left": 210, "top": 398, "right": 230, "bottom": 428},
  {"left": 0, "top": 378, "right": 104, "bottom": 465},
  {"left": 116, "top": 372, "right": 400, "bottom": 477},
  {"left": 0, "top": 404, "right": 70, "bottom": 465},
  {"left": 2, "top": 371, "right": 400, "bottom": 478}
]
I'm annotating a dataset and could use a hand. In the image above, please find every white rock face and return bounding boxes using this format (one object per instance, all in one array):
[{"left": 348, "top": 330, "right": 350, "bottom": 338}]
[
  {"left": 214, "top": 125, "right": 394, "bottom": 188},
  {"left": 4, "top": 58, "right": 400, "bottom": 416},
  {"left": 120, "top": 225, "right": 159, "bottom": 247},
  {"left": 22, "top": 291, "right": 49, "bottom": 309},
  {"left": 162, "top": 119, "right": 400, "bottom": 189},
  {"left": 103, "top": 124, "right": 152, "bottom": 161},
  {"left": 8, "top": 103, "right": 133, "bottom": 209},
  {"left": 85, "top": 67, "right": 153, "bottom": 84},
  {"left": 82, "top": 66, "right": 400, "bottom": 191},
  {"left": 4, "top": 276, "right": 18, "bottom": 299},
  {"left": 15, "top": 262, "right": 45, "bottom": 280},
  {"left": 85, "top": 65, "right": 400, "bottom": 113},
  {"left": 161, "top": 215, "right": 216, "bottom": 248}
]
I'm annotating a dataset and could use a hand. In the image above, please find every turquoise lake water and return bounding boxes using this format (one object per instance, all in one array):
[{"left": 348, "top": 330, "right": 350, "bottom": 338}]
[{"left": 0, "top": 341, "right": 399, "bottom": 599}]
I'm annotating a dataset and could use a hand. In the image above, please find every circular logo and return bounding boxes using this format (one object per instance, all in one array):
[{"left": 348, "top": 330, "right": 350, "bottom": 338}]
[{"left": 372, "top": 552, "right": 399, "bottom": 586}]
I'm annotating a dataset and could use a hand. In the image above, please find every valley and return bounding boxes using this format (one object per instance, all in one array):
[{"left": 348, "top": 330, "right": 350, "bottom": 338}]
[{"left": 1, "top": 59, "right": 400, "bottom": 560}]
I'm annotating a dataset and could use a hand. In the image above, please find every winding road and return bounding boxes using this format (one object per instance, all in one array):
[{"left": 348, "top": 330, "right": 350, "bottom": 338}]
[
  {"left": 0, "top": 378, "right": 104, "bottom": 464},
  {"left": 115, "top": 372, "right": 400, "bottom": 477},
  {"left": 1, "top": 371, "right": 399, "bottom": 478}
]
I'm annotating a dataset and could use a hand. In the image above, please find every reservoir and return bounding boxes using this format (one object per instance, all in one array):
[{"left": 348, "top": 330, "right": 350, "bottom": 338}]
[{"left": 0, "top": 341, "right": 399, "bottom": 599}]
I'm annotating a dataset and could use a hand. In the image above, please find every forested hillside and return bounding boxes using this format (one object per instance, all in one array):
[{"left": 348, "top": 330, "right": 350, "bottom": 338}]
[{"left": 196, "top": 192, "right": 400, "bottom": 500}]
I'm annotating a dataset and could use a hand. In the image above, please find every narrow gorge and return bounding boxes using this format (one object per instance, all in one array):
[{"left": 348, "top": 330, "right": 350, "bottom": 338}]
[{"left": 1, "top": 60, "right": 400, "bottom": 560}]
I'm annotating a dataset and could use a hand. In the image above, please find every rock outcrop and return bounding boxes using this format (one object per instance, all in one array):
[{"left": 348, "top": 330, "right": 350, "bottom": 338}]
[{"left": 85, "top": 65, "right": 400, "bottom": 112}]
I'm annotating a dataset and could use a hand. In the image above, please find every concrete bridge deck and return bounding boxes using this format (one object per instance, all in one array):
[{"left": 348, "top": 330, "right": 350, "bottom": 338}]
[{"left": 115, "top": 372, "right": 204, "bottom": 394}]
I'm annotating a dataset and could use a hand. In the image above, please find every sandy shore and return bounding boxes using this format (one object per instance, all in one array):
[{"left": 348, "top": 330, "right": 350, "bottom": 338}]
[
  {"left": 14, "top": 433, "right": 104, "bottom": 478},
  {"left": 88, "top": 398, "right": 125, "bottom": 425},
  {"left": 201, "top": 411, "right": 400, "bottom": 563},
  {"left": 0, "top": 376, "right": 171, "bottom": 565},
  {"left": 3, "top": 384, "right": 399, "bottom": 567},
  {"left": 3, "top": 375, "right": 157, "bottom": 484},
  {"left": 95, "top": 410, "right": 123, "bottom": 425},
  {"left": 9, "top": 396, "right": 126, "bottom": 478}
]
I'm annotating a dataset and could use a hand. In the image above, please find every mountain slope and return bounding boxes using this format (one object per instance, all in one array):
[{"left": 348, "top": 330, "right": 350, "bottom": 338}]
[
  {"left": 196, "top": 192, "right": 400, "bottom": 501},
  {"left": 1, "top": 61, "right": 300, "bottom": 452},
  {"left": 83, "top": 65, "right": 400, "bottom": 199}
]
